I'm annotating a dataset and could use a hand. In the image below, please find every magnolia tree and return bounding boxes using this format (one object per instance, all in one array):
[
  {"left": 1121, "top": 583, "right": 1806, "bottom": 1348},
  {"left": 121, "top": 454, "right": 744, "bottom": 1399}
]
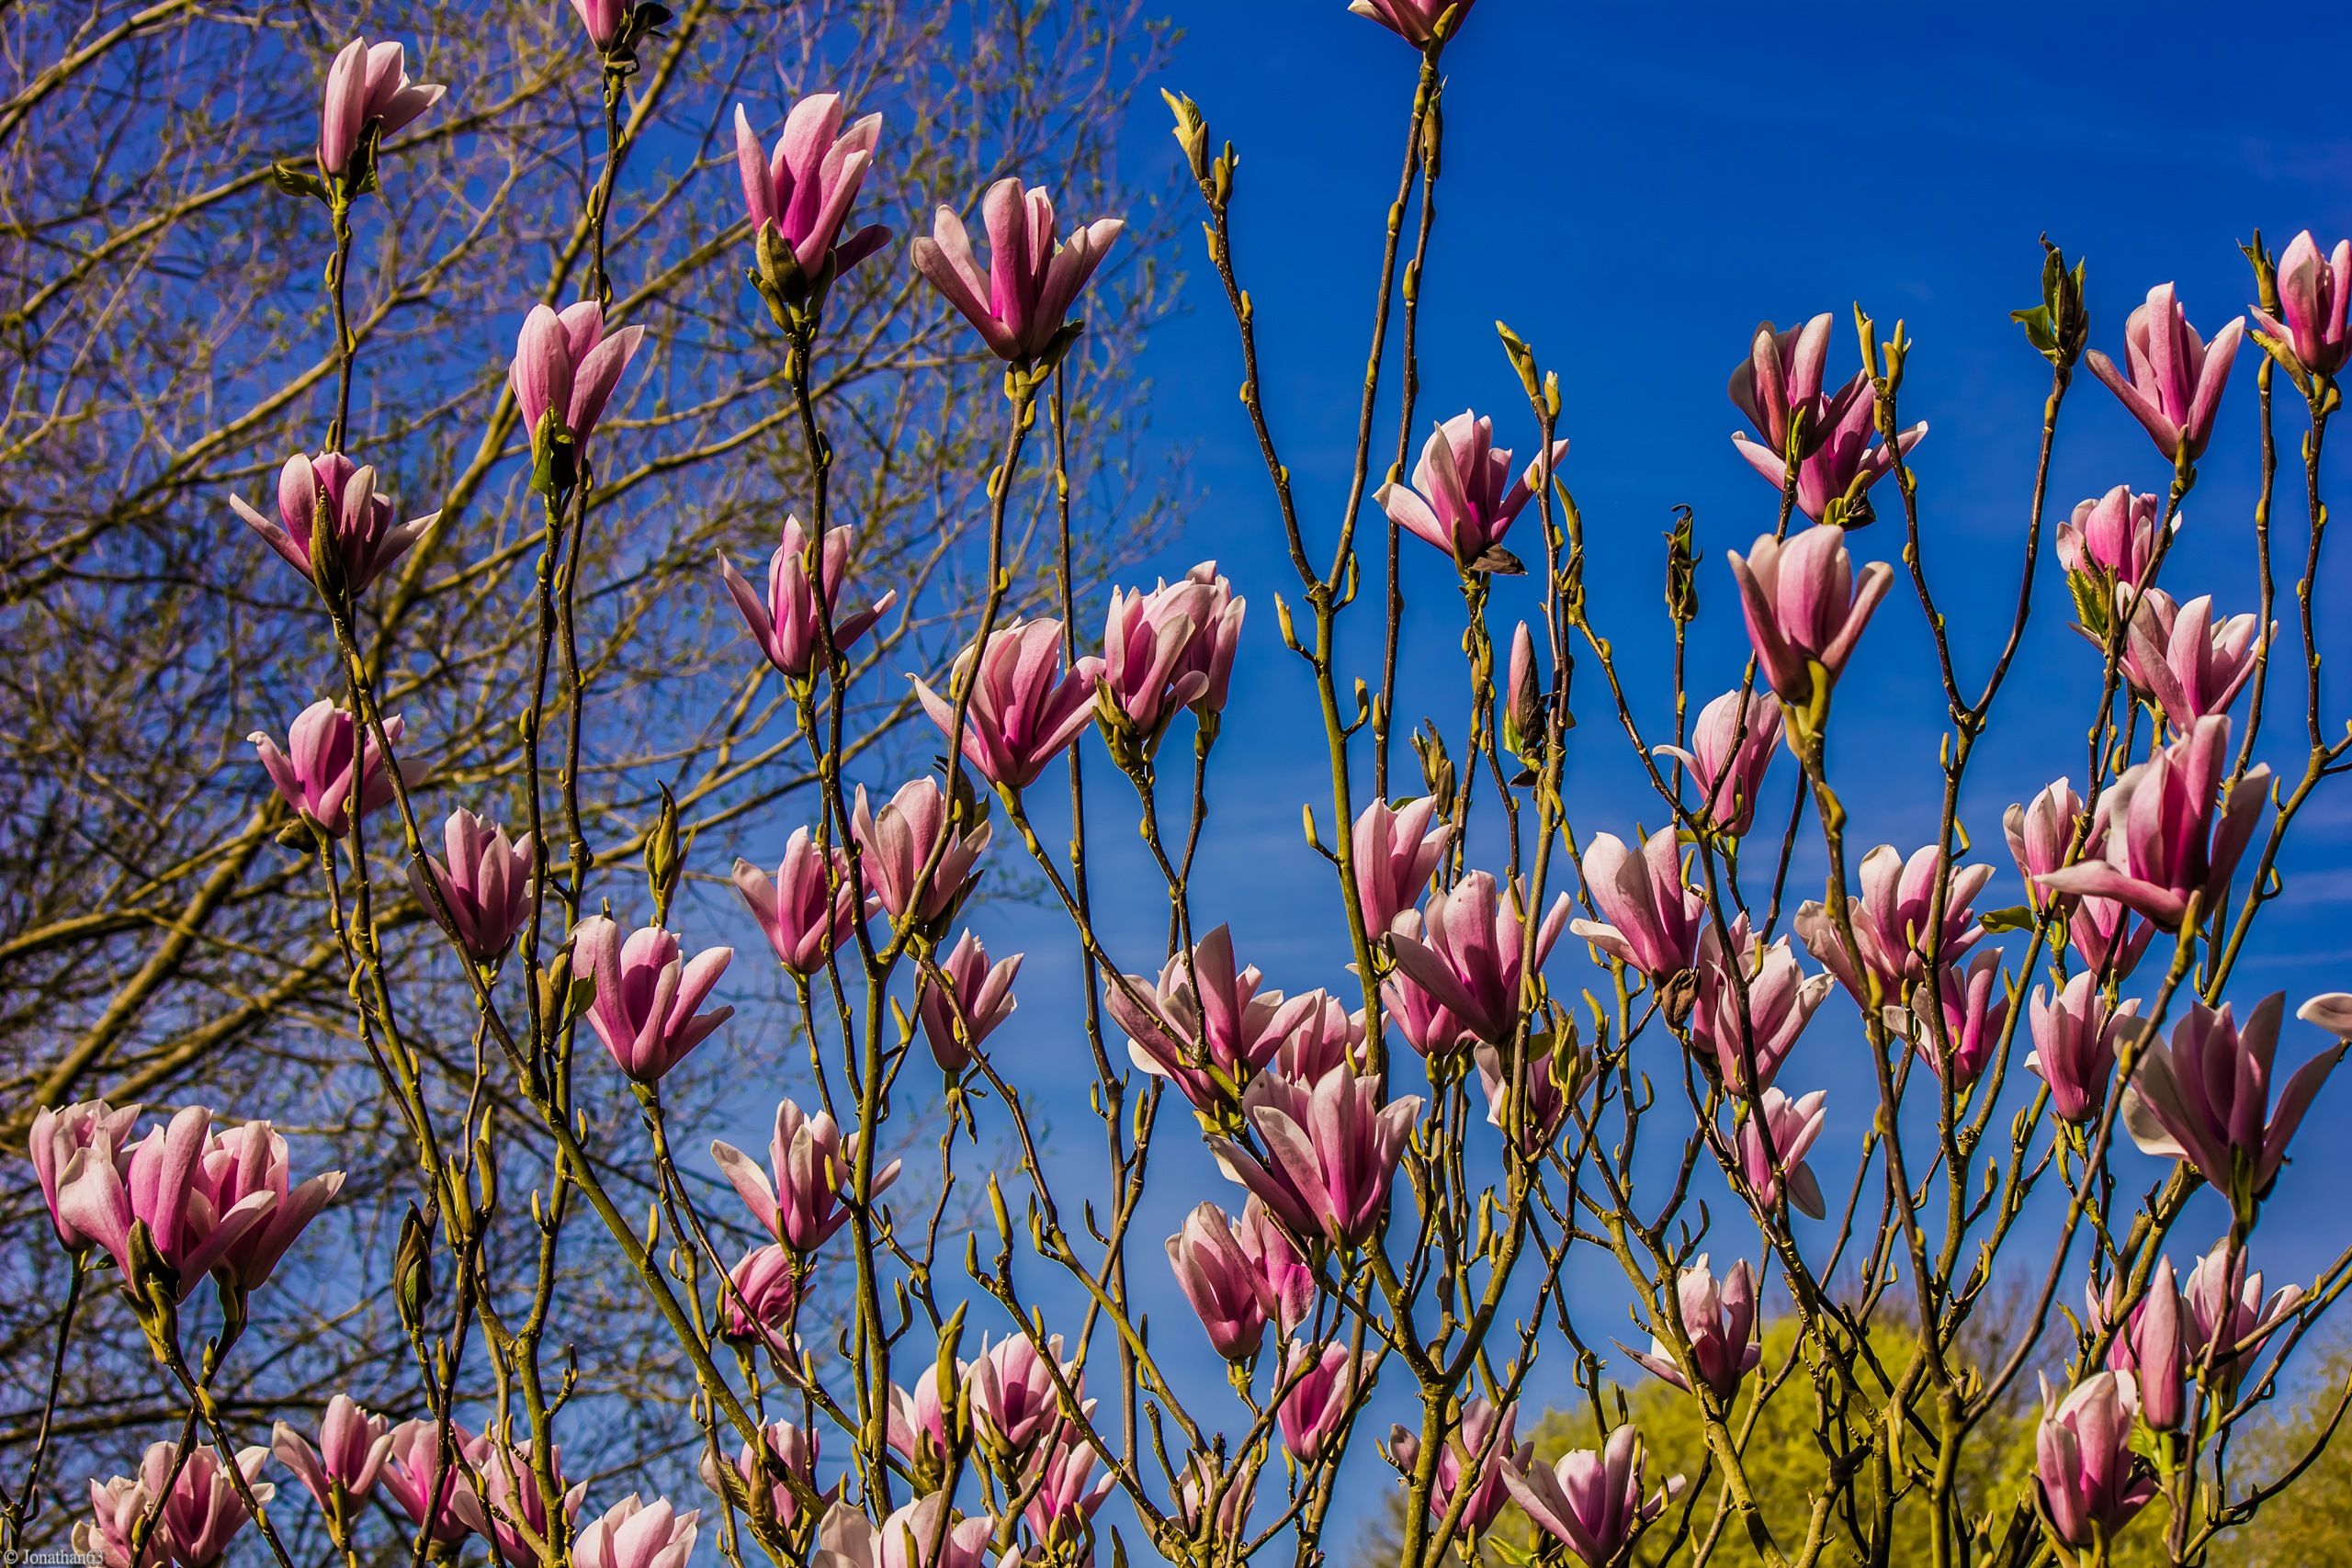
[{"left": 15, "top": 2, "right": 2352, "bottom": 1567}]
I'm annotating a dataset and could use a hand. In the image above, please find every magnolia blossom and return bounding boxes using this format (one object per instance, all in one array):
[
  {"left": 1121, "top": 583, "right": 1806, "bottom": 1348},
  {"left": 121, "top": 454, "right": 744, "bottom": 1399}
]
[
  {"left": 2003, "top": 777, "right": 2154, "bottom": 979},
  {"left": 250, "top": 700, "right": 402, "bottom": 839},
  {"left": 77, "top": 1442, "right": 273, "bottom": 1568},
  {"left": 2253, "top": 230, "right": 2352, "bottom": 379},
  {"left": 1737, "top": 1087, "right": 1827, "bottom": 1220},
  {"left": 1628, "top": 1255, "right": 1761, "bottom": 1402},
  {"left": 1376, "top": 412, "right": 1566, "bottom": 571},
  {"left": 449, "top": 1438, "right": 586, "bottom": 1567},
  {"left": 2183, "top": 1236, "right": 2305, "bottom": 1393},
  {"left": 1388, "top": 1398, "right": 1528, "bottom": 1539},
  {"left": 1209, "top": 1065, "right": 1422, "bottom": 1251},
  {"left": 1894, "top": 951, "right": 2011, "bottom": 1092},
  {"left": 811, "top": 1494, "right": 997, "bottom": 1568},
  {"left": 1108, "top": 924, "right": 1303, "bottom": 1110},
  {"left": 1689, "top": 917, "right": 1830, "bottom": 1092},
  {"left": 2057, "top": 485, "right": 2168, "bottom": 585},
  {"left": 1796, "top": 843, "right": 1991, "bottom": 1007},
  {"left": 1351, "top": 795, "right": 1452, "bottom": 937},
  {"left": 1175, "top": 1454, "right": 1258, "bottom": 1540},
  {"left": 1239, "top": 1197, "right": 1317, "bottom": 1335},
  {"left": 1388, "top": 870, "right": 1572, "bottom": 1048},
  {"left": 712, "top": 1097, "right": 900, "bottom": 1254},
  {"left": 734, "top": 829, "right": 870, "bottom": 976},
  {"left": 2119, "top": 589, "right": 2265, "bottom": 734},
  {"left": 702, "top": 1422, "right": 823, "bottom": 1533},
  {"left": 1097, "top": 565, "right": 1245, "bottom": 751},
  {"left": 1019, "top": 1433, "right": 1113, "bottom": 1551},
  {"left": 379, "top": 1419, "right": 491, "bottom": 1545},
  {"left": 1475, "top": 1036, "right": 1573, "bottom": 1155},
  {"left": 572, "top": 917, "right": 733, "bottom": 1083},
  {"left": 1728, "top": 313, "right": 1925, "bottom": 524},
  {"left": 887, "top": 1374, "right": 950, "bottom": 1479},
  {"left": 575, "top": 1495, "right": 700, "bottom": 1568},
  {"left": 567, "top": 0, "right": 626, "bottom": 49},
  {"left": 2104, "top": 1258, "right": 2188, "bottom": 1432},
  {"left": 1655, "top": 688, "right": 1781, "bottom": 837},
  {"left": 718, "top": 1242, "right": 801, "bottom": 1352},
  {"left": 969, "top": 1333, "right": 1082, "bottom": 1458},
  {"left": 1570, "top": 829, "right": 1704, "bottom": 980},
  {"left": 28, "top": 1099, "right": 141, "bottom": 1251},
  {"left": 2037, "top": 716, "right": 2267, "bottom": 930},
  {"left": 232, "top": 450, "right": 436, "bottom": 597},
  {"left": 733, "top": 94, "right": 888, "bottom": 285},
  {"left": 719, "top": 516, "right": 898, "bottom": 682},
  {"left": 274, "top": 1395, "right": 393, "bottom": 1512},
  {"left": 915, "top": 931, "right": 1021, "bottom": 1072},
  {"left": 317, "top": 39, "right": 443, "bottom": 180},
  {"left": 1167, "top": 1201, "right": 1277, "bottom": 1361},
  {"left": 194, "top": 1119, "right": 345, "bottom": 1291},
  {"left": 1274, "top": 1340, "right": 1361, "bottom": 1462},
  {"left": 2086, "top": 283, "right": 2245, "bottom": 461},
  {"left": 1348, "top": 0, "right": 1476, "bottom": 46},
  {"left": 1725, "top": 524, "right": 1894, "bottom": 704},
  {"left": 1500, "top": 1425, "right": 1680, "bottom": 1568},
  {"left": 2028, "top": 974, "right": 2139, "bottom": 1124},
  {"left": 2034, "top": 1372, "right": 2156, "bottom": 1550},
  {"left": 411, "top": 809, "right": 536, "bottom": 962},
  {"left": 510, "top": 300, "right": 646, "bottom": 451},
  {"left": 909, "top": 178, "right": 1122, "bottom": 363},
  {"left": 852, "top": 778, "right": 989, "bottom": 928},
  {"left": 2120, "top": 993, "right": 2343, "bottom": 1213},
  {"left": 51, "top": 1107, "right": 288, "bottom": 1299},
  {"left": 910, "top": 618, "right": 1103, "bottom": 791}
]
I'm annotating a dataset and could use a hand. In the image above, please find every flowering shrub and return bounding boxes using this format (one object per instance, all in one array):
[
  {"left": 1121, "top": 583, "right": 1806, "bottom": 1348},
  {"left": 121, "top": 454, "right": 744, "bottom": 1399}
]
[{"left": 15, "top": 5, "right": 2352, "bottom": 1568}]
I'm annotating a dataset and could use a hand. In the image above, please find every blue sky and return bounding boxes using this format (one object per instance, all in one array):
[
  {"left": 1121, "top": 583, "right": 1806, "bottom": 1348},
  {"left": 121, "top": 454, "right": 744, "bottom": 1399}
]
[{"left": 875, "top": 0, "right": 2352, "bottom": 1547}]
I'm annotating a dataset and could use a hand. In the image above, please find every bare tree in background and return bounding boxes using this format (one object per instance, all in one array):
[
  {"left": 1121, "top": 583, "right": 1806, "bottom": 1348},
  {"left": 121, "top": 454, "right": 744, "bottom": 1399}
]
[{"left": 0, "top": 0, "right": 1172, "bottom": 1546}]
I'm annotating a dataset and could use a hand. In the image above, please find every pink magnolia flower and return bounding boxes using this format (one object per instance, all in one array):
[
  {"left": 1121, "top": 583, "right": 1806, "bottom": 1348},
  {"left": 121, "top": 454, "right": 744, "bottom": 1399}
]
[
  {"left": 1504, "top": 621, "right": 1544, "bottom": 763},
  {"left": 887, "top": 1375, "right": 950, "bottom": 1477},
  {"left": 1097, "top": 568, "right": 1243, "bottom": 751},
  {"left": 2036, "top": 716, "right": 2268, "bottom": 930},
  {"left": 568, "top": 0, "right": 625, "bottom": 49},
  {"left": 53, "top": 1107, "right": 278, "bottom": 1300},
  {"left": 1689, "top": 917, "right": 1830, "bottom": 1093},
  {"left": 719, "top": 516, "right": 899, "bottom": 682},
  {"left": 1175, "top": 1453, "right": 1258, "bottom": 1540},
  {"left": 250, "top": 700, "right": 402, "bottom": 839},
  {"left": 703, "top": 1421, "right": 824, "bottom": 1533},
  {"left": 718, "top": 1242, "right": 801, "bottom": 1353},
  {"left": 410, "top": 809, "right": 535, "bottom": 962},
  {"left": 2104, "top": 1258, "right": 2188, "bottom": 1432},
  {"left": 1795, "top": 843, "right": 1991, "bottom": 1007},
  {"left": 1388, "top": 871, "right": 1572, "bottom": 1048},
  {"left": 2004, "top": 777, "right": 2154, "bottom": 980},
  {"left": 194, "top": 1120, "right": 344, "bottom": 1291},
  {"left": 1166, "top": 1201, "right": 1276, "bottom": 1361},
  {"left": 1725, "top": 524, "right": 1895, "bottom": 704},
  {"left": 1737, "top": 1087, "right": 1827, "bottom": 1220},
  {"left": 1107, "top": 924, "right": 1306, "bottom": 1110},
  {"left": 1894, "top": 951, "right": 2011, "bottom": 1092},
  {"left": 2057, "top": 485, "right": 2168, "bottom": 584},
  {"left": 1376, "top": 412, "right": 1566, "bottom": 572},
  {"left": 2183, "top": 1236, "right": 2304, "bottom": 1393},
  {"left": 711, "top": 1097, "right": 899, "bottom": 1254},
  {"left": 28, "top": 1099, "right": 141, "bottom": 1251},
  {"left": 1239, "top": 1197, "right": 1317, "bottom": 1335},
  {"left": 380, "top": 1419, "right": 492, "bottom": 1545},
  {"left": 734, "top": 828, "right": 870, "bottom": 976},
  {"left": 909, "top": 178, "right": 1123, "bottom": 364},
  {"left": 77, "top": 1442, "right": 273, "bottom": 1568},
  {"left": 1728, "top": 313, "right": 1926, "bottom": 525},
  {"left": 1500, "top": 1425, "right": 1681, "bottom": 1568},
  {"left": 1655, "top": 688, "right": 1781, "bottom": 837},
  {"left": 273, "top": 1395, "right": 393, "bottom": 1512},
  {"left": 232, "top": 451, "right": 436, "bottom": 598},
  {"left": 1018, "top": 1433, "right": 1113, "bottom": 1551},
  {"left": 916, "top": 931, "right": 1021, "bottom": 1072},
  {"left": 2120, "top": 993, "right": 2343, "bottom": 1213},
  {"left": 1209, "top": 1066, "right": 1422, "bottom": 1251},
  {"left": 733, "top": 94, "right": 889, "bottom": 284},
  {"left": 1270, "top": 987, "right": 1368, "bottom": 1084},
  {"left": 572, "top": 916, "right": 733, "bottom": 1083},
  {"left": 449, "top": 1438, "right": 585, "bottom": 1567},
  {"left": 1352, "top": 795, "right": 1452, "bottom": 937},
  {"left": 969, "top": 1334, "right": 1081, "bottom": 1458},
  {"left": 1475, "top": 1036, "right": 1572, "bottom": 1155},
  {"left": 576, "top": 1495, "right": 699, "bottom": 1568},
  {"left": 1569, "top": 829, "right": 1704, "bottom": 981},
  {"left": 2028, "top": 975, "right": 2140, "bottom": 1124},
  {"left": 2005, "top": 777, "right": 2086, "bottom": 906},
  {"left": 910, "top": 619, "right": 1104, "bottom": 792},
  {"left": 2086, "top": 283, "right": 2245, "bottom": 462},
  {"left": 1274, "top": 1340, "right": 1363, "bottom": 1463},
  {"left": 1628, "top": 1255, "right": 1761, "bottom": 1402},
  {"left": 2034, "top": 1372, "right": 2156, "bottom": 1550},
  {"left": 509, "top": 300, "right": 647, "bottom": 451},
  {"left": 1380, "top": 915, "right": 1475, "bottom": 1059},
  {"left": 1389, "top": 1398, "right": 1529, "bottom": 1539},
  {"left": 812, "top": 1494, "right": 997, "bottom": 1568},
  {"left": 317, "top": 39, "right": 444, "bottom": 180},
  {"left": 1348, "top": 0, "right": 1476, "bottom": 47},
  {"left": 852, "top": 778, "right": 989, "bottom": 929},
  {"left": 2253, "top": 230, "right": 2352, "bottom": 379},
  {"left": 2120, "top": 589, "right": 2265, "bottom": 734}
]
